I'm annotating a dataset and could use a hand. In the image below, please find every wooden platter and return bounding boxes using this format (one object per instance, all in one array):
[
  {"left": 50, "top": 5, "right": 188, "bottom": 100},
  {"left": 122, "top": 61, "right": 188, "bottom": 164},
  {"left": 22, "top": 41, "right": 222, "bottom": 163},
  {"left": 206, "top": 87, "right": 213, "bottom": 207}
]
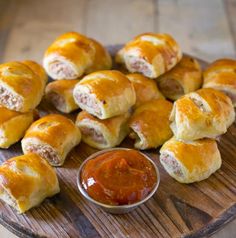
[{"left": 0, "top": 45, "right": 236, "bottom": 238}]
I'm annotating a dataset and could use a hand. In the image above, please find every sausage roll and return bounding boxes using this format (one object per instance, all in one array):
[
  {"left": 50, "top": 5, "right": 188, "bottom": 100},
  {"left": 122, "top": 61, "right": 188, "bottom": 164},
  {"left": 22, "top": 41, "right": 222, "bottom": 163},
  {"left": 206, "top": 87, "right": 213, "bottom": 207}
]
[
  {"left": 0, "top": 61, "right": 47, "bottom": 112},
  {"left": 116, "top": 33, "right": 182, "bottom": 78},
  {"left": 203, "top": 58, "right": 236, "bottom": 106},
  {"left": 128, "top": 99, "right": 173, "bottom": 150},
  {"left": 0, "top": 106, "right": 34, "bottom": 148},
  {"left": 170, "top": 88, "right": 235, "bottom": 141},
  {"left": 22, "top": 114, "right": 81, "bottom": 166},
  {"left": 45, "top": 79, "right": 79, "bottom": 113},
  {"left": 73, "top": 70, "right": 136, "bottom": 119},
  {"left": 43, "top": 32, "right": 111, "bottom": 80},
  {"left": 76, "top": 110, "right": 130, "bottom": 149},
  {"left": 127, "top": 73, "right": 164, "bottom": 107},
  {"left": 0, "top": 153, "right": 60, "bottom": 213},
  {"left": 157, "top": 56, "right": 202, "bottom": 100},
  {"left": 160, "top": 137, "right": 221, "bottom": 183},
  {"left": 85, "top": 38, "right": 112, "bottom": 73}
]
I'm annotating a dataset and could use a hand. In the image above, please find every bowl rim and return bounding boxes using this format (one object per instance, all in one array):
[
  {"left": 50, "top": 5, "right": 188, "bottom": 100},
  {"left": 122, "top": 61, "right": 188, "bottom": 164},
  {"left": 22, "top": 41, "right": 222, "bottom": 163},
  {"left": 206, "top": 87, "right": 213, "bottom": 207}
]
[{"left": 77, "top": 147, "right": 160, "bottom": 210}]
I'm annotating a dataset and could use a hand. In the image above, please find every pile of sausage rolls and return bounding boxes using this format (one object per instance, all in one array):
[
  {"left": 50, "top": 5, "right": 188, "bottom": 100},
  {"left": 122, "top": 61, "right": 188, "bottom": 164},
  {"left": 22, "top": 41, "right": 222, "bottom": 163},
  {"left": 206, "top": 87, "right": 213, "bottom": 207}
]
[{"left": 0, "top": 31, "right": 236, "bottom": 213}]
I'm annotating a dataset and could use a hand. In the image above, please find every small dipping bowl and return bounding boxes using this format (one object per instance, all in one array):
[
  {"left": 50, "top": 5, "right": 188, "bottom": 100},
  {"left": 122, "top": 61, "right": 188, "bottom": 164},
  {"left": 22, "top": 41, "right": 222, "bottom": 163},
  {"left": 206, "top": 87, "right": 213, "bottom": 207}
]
[{"left": 77, "top": 148, "right": 160, "bottom": 214}]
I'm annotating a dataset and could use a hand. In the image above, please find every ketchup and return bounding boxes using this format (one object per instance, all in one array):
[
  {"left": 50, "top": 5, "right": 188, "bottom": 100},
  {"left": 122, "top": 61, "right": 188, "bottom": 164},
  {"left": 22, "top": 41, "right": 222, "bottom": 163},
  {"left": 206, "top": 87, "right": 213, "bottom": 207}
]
[{"left": 81, "top": 149, "right": 157, "bottom": 205}]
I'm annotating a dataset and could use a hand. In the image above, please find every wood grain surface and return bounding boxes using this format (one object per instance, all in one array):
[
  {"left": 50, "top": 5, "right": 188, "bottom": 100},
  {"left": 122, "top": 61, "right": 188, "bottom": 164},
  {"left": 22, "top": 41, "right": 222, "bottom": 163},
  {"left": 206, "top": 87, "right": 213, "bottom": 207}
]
[
  {"left": 0, "top": 46, "right": 235, "bottom": 238},
  {"left": 0, "top": 1, "right": 236, "bottom": 237}
]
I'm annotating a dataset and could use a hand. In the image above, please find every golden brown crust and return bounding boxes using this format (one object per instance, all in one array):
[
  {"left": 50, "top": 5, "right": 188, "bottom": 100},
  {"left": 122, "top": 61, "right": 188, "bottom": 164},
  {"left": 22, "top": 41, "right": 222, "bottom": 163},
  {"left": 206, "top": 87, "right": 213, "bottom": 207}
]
[
  {"left": 86, "top": 38, "right": 112, "bottom": 73},
  {"left": 170, "top": 88, "right": 235, "bottom": 141},
  {"left": 157, "top": 56, "right": 202, "bottom": 100},
  {"left": 73, "top": 70, "right": 136, "bottom": 119},
  {"left": 76, "top": 110, "right": 130, "bottom": 149},
  {"left": 45, "top": 32, "right": 95, "bottom": 65},
  {"left": 127, "top": 73, "right": 164, "bottom": 107},
  {"left": 160, "top": 138, "right": 219, "bottom": 172},
  {"left": 160, "top": 137, "right": 221, "bottom": 183},
  {"left": 23, "top": 114, "right": 80, "bottom": 150},
  {"left": 43, "top": 32, "right": 111, "bottom": 79},
  {"left": 22, "top": 60, "right": 48, "bottom": 83},
  {"left": 0, "top": 106, "right": 34, "bottom": 148},
  {"left": 0, "top": 106, "right": 24, "bottom": 124},
  {"left": 0, "top": 153, "right": 60, "bottom": 213},
  {"left": 116, "top": 33, "right": 182, "bottom": 78},
  {"left": 128, "top": 99, "right": 173, "bottom": 149},
  {"left": 0, "top": 61, "right": 47, "bottom": 112},
  {"left": 45, "top": 80, "right": 79, "bottom": 113},
  {"left": 203, "top": 58, "right": 236, "bottom": 105},
  {"left": 78, "top": 70, "right": 132, "bottom": 99}
]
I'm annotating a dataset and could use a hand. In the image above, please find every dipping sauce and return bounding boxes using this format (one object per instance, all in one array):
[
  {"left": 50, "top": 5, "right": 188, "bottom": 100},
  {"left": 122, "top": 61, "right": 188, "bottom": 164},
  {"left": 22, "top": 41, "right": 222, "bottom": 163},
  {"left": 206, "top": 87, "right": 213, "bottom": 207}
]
[{"left": 81, "top": 149, "right": 157, "bottom": 205}]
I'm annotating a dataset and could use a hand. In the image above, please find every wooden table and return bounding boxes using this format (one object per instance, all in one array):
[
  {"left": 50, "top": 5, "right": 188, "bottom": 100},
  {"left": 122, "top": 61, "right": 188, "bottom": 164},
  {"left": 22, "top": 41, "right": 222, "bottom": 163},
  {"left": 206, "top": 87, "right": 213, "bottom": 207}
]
[{"left": 0, "top": 0, "right": 235, "bottom": 237}]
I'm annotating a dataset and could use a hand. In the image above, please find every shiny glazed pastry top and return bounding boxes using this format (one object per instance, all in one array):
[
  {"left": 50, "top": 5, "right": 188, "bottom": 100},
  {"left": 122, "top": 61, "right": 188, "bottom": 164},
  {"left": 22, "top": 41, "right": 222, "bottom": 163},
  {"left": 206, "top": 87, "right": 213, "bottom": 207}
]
[
  {"left": 43, "top": 32, "right": 111, "bottom": 80},
  {"left": 22, "top": 114, "right": 81, "bottom": 166},
  {"left": 0, "top": 153, "right": 60, "bottom": 213},
  {"left": 116, "top": 33, "right": 182, "bottom": 78},
  {"left": 160, "top": 137, "right": 221, "bottom": 183},
  {"left": 129, "top": 99, "right": 173, "bottom": 149},
  {"left": 170, "top": 88, "right": 235, "bottom": 141},
  {"left": 0, "top": 61, "right": 47, "bottom": 112},
  {"left": 157, "top": 56, "right": 202, "bottom": 100},
  {"left": 203, "top": 58, "right": 236, "bottom": 106},
  {"left": 45, "top": 79, "right": 80, "bottom": 113},
  {"left": 0, "top": 106, "right": 34, "bottom": 149},
  {"left": 73, "top": 70, "right": 136, "bottom": 119},
  {"left": 127, "top": 73, "right": 164, "bottom": 107}
]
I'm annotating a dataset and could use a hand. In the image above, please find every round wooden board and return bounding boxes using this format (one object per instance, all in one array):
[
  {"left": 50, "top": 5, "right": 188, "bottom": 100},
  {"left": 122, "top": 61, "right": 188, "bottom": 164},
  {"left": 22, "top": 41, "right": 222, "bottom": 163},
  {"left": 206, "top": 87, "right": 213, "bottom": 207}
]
[{"left": 0, "top": 45, "right": 236, "bottom": 238}]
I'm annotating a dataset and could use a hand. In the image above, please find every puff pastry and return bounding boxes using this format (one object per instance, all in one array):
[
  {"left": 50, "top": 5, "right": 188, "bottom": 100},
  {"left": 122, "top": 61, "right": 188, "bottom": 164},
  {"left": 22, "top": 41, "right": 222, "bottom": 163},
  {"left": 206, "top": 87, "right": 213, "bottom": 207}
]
[
  {"left": 0, "top": 153, "right": 60, "bottom": 213},
  {"left": 160, "top": 137, "right": 221, "bottom": 183},
  {"left": 170, "top": 88, "right": 235, "bottom": 141},
  {"left": 0, "top": 106, "right": 34, "bottom": 148},
  {"left": 203, "top": 58, "right": 236, "bottom": 106},
  {"left": 45, "top": 79, "right": 79, "bottom": 113},
  {"left": 43, "top": 32, "right": 111, "bottom": 80},
  {"left": 73, "top": 70, "right": 136, "bottom": 119},
  {"left": 85, "top": 38, "right": 112, "bottom": 73},
  {"left": 128, "top": 99, "right": 173, "bottom": 149},
  {"left": 127, "top": 73, "right": 164, "bottom": 107},
  {"left": 76, "top": 110, "right": 130, "bottom": 149},
  {"left": 157, "top": 56, "right": 202, "bottom": 100},
  {"left": 0, "top": 61, "right": 47, "bottom": 112},
  {"left": 116, "top": 33, "right": 182, "bottom": 78},
  {"left": 22, "top": 114, "right": 81, "bottom": 166}
]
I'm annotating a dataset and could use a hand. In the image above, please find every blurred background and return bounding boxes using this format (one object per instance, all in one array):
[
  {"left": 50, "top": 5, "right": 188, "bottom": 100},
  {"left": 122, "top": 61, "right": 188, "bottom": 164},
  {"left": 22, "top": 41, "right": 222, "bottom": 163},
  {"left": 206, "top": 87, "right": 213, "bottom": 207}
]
[
  {"left": 0, "top": 0, "right": 235, "bottom": 64},
  {"left": 0, "top": 0, "right": 235, "bottom": 237}
]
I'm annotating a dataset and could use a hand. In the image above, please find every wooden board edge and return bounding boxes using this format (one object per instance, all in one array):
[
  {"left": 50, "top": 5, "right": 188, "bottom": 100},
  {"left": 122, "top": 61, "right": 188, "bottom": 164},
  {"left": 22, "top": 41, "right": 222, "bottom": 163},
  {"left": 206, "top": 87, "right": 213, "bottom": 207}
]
[
  {"left": 185, "top": 204, "right": 236, "bottom": 238},
  {"left": 0, "top": 212, "right": 45, "bottom": 238}
]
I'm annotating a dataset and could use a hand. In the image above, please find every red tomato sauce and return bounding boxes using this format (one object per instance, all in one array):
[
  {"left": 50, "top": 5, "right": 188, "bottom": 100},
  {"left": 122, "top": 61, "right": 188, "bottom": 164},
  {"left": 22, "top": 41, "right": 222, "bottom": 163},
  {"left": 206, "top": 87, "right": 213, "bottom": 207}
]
[{"left": 81, "top": 149, "right": 157, "bottom": 205}]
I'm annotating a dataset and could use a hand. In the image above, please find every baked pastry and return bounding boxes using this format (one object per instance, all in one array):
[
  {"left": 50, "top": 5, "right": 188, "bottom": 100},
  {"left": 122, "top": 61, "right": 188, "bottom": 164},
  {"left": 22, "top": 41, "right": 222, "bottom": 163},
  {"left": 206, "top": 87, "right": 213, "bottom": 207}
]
[
  {"left": 73, "top": 70, "right": 136, "bottom": 119},
  {"left": 22, "top": 114, "right": 81, "bottom": 166},
  {"left": 170, "top": 88, "right": 235, "bottom": 141},
  {"left": 160, "top": 137, "right": 221, "bottom": 183},
  {"left": 85, "top": 38, "right": 112, "bottom": 73},
  {"left": 0, "top": 153, "right": 60, "bottom": 213},
  {"left": 203, "top": 58, "right": 236, "bottom": 106},
  {"left": 0, "top": 106, "right": 34, "bottom": 148},
  {"left": 0, "top": 61, "right": 47, "bottom": 112},
  {"left": 127, "top": 73, "right": 164, "bottom": 107},
  {"left": 45, "top": 79, "right": 79, "bottom": 113},
  {"left": 43, "top": 32, "right": 111, "bottom": 80},
  {"left": 76, "top": 110, "right": 130, "bottom": 149},
  {"left": 116, "top": 33, "right": 182, "bottom": 78},
  {"left": 157, "top": 56, "right": 202, "bottom": 100},
  {"left": 128, "top": 99, "right": 173, "bottom": 149}
]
